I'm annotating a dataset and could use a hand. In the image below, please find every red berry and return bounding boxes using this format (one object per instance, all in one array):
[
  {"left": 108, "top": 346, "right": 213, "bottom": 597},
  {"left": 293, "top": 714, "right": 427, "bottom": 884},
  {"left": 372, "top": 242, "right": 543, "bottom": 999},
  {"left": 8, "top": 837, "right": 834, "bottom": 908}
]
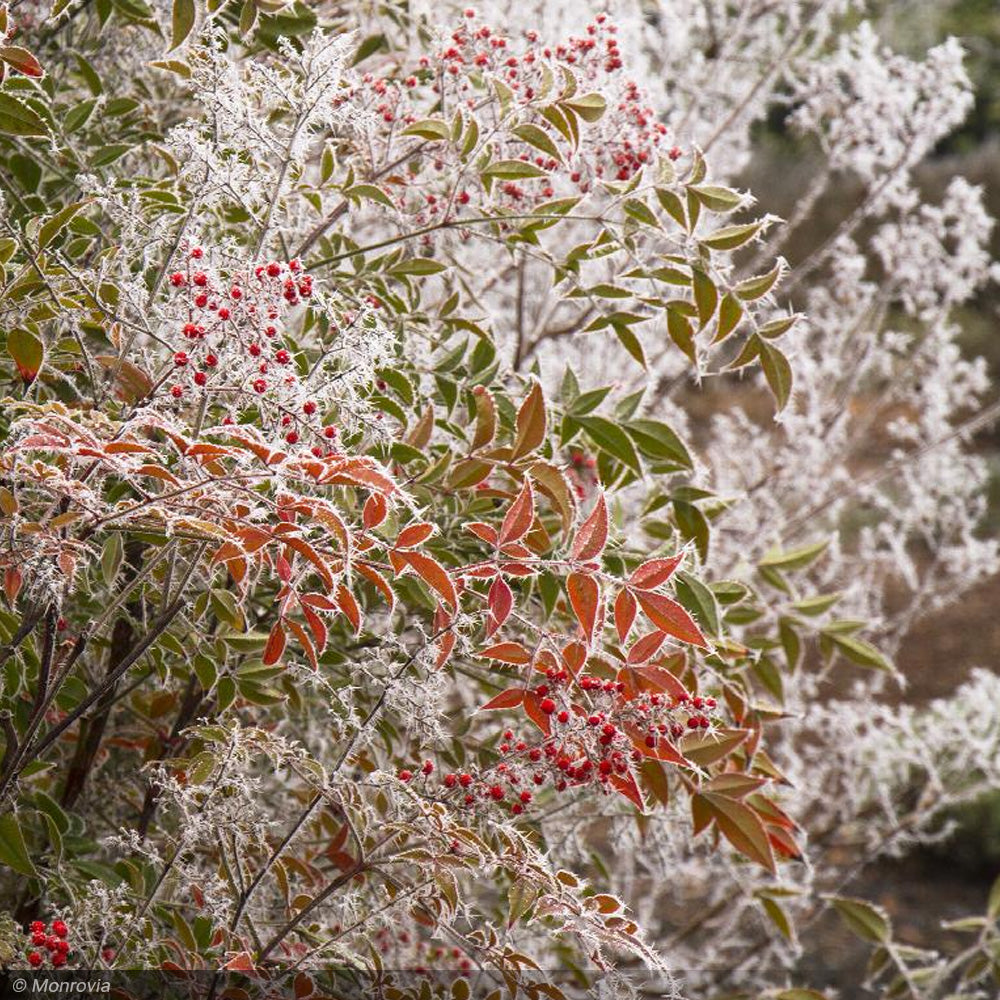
[
  {"left": 190, "top": 247, "right": 203, "bottom": 259},
  {"left": 173, "top": 351, "right": 188, "bottom": 366},
  {"left": 303, "top": 401, "right": 317, "bottom": 415},
  {"left": 194, "top": 372, "right": 207, "bottom": 386},
  {"left": 311, "top": 446, "right": 323, "bottom": 457},
  {"left": 169, "top": 272, "right": 185, "bottom": 286},
  {"left": 275, "top": 349, "right": 290, "bottom": 364},
  {"left": 511, "top": 803, "right": 523, "bottom": 815},
  {"left": 217, "top": 307, "right": 230, "bottom": 320},
  {"left": 230, "top": 287, "right": 242, "bottom": 300},
  {"left": 489, "top": 785, "right": 504, "bottom": 801},
  {"left": 540, "top": 697, "right": 556, "bottom": 714},
  {"left": 519, "top": 790, "right": 532, "bottom": 803},
  {"left": 248, "top": 343, "right": 262, "bottom": 357},
  {"left": 170, "top": 385, "right": 183, "bottom": 398},
  {"left": 266, "top": 262, "right": 281, "bottom": 277},
  {"left": 193, "top": 272, "right": 207, "bottom": 286},
  {"left": 557, "top": 710, "right": 569, "bottom": 724},
  {"left": 101, "top": 948, "right": 115, "bottom": 962},
  {"left": 587, "top": 714, "right": 601, "bottom": 727},
  {"left": 323, "top": 426, "right": 338, "bottom": 439},
  {"left": 458, "top": 773, "right": 473, "bottom": 787},
  {"left": 398, "top": 769, "right": 413, "bottom": 782},
  {"left": 55, "top": 940, "right": 69, "bottom": 954},
  {"left": 51, "top": 953, "right": 66, "bottom": 968},
  {"left": 205, "top": 354, "right": 218, "bottom": 367},
  {"left": 28, "top": 952, "right": 43, "bottom": 968},
  {"left": 31, "top": 932, "right": 45, "bottom": 946},
  {"left": 421, "top": 760, "right": 434, "bottom": 775},
  {"left": 252, "top": 379, "right": 267, "bottom": 393},
  {"left": 30, "top": 921, "right": 45, "bottom": 934},
  {"left": 444, "top": 773, "right": 457, "bottom": 788},
  {"left": 285, "top": 431, "right": 298, "bottom": 444}
]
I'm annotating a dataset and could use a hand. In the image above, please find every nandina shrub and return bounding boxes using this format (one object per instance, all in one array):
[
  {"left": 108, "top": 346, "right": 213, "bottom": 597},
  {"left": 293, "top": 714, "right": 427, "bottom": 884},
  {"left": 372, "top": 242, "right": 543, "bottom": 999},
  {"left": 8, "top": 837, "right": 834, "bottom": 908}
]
[{"left": 0, "top": 2, "right": 998, "bottom": 999}]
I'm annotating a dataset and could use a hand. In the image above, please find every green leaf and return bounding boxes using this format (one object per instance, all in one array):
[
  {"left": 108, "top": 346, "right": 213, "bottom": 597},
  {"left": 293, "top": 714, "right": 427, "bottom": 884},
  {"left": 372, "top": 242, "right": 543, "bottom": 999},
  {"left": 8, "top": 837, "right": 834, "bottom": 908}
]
[
  {"left": 828, "top": 634, "right": 894, "bottom": 673},
  {"left": 624, "top": 419, "right": 692, "bottom": 469},
  {"left": 577, "top": 416, "right": 642, "bottom": 474},
  {"left": 480, "top": 159, "right": 547, "bottom": 180},
  {"left": 760, "top": 340, "right": 793, "bottom": 410},
  {"left": 563, "top": 93, "right": 606, "bottom": 122},
  {"left": 0, "top": 93, "right": 47, "bottom": 136},
  {"left": 170, "top": 0, "right": 195, "bottom": 49},
  {"left": 674, "top": 570, "right": 720, "bottom": 637},
  {"left": 389, "top": 258, "right": 446, "bottom": 277},
  {"left": 701, "top": 221, "right": 763, "bottom": 251},
  {"left": 512, "top": 123, "right": 561, "bottom": 162},
  {"left": 759, "top": 540, "right": 828, "bottom": 572},
  {"left": 401, "top": 118, "right": 451, "bottom": 141},
  {"left": 735, "top": 261, "right": 783, "bottom": 301},
  {"left": 0, "top": 813, "right": 39, "bottom": 878},
  {"left": 7, "top": 328, "right": 44, "bottom": 382},
  {"left": 688, "top": 184, "right": 742, "bottom": 212},
  {"left": 828, "top": 896, "right": 891, "bottom": 944},
  {"left": 613, "top": 323, "right": 646, "bottom": 368},
  {"left": 39, "top": 202, "right": 86, "bottom": 249},
  {"left": 703, "top": 792, "right": 775, "bottom": 873}
]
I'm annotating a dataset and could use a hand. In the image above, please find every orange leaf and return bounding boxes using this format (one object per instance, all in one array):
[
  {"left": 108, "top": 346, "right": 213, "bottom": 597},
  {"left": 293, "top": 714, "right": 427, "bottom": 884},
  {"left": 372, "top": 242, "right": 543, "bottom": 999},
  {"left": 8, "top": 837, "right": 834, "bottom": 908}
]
[
  {"left": 262, "top": 621, "right": 286, "bottom": 666},
  {"left": 398, "top": 551, "right": 457, "bottom": 610},
  {"left": 395, "top": 522, "right": 435, "bottom": 548},
  {"left": 465, "top": 521, "right": 499, "bottom": 545},
  {"left": 522, "top": 691, "right": 552, "bottom": 736},
  {"left": 335, "top": 584, "right": 362, "bottom": 634},
  {"left": 567, "top": 572, "right": 600, "bottom": 644},
  {"left": 479, "top": 641, "right": 532, "bottom": 665},
  {"left": 629, "top": 554, "right": 684, "bottom": 590},
  {"left": 363, "top": 493, "right": 388, "bottom": 529},
  {"left": 614, "top": 588, "right": 637, "bottom": 642},
  {"left": 635, "top": 591, "right": 708, "bottom": 647},
  {"left": 480, "top": 688, "right": 525, "bottom": 711},
  {"left": 571, "top": 492, "right": 608, "bottom": 561},
  {"left": 3, "top": 567, "right": 22, "bottom": 602},
  {"left": 499, "top": 478, "right": 535, "bottom": 546},
  {"left": 302, "top": 604, "right": 328, "bottom": 654},
  {"left": 511, "top": 381, "right": 546, "bottom": 461},
  {"left": 625, "top": 723, "right": 687, "bottom": 766},
  {"left": 284, "top": 537, "right": 334, "bottom": 590},
  {"left": 356, "top": 563, "right": 395, "bottom": 611},
  {"left": 435, "top": 631, "right": 456, "bottom": 670},
  {"left": 626, "top": 630, "right": 667, "bottom": 664},
  {"left": 287, "top": 618, "right": 318, "bottom": 670}
]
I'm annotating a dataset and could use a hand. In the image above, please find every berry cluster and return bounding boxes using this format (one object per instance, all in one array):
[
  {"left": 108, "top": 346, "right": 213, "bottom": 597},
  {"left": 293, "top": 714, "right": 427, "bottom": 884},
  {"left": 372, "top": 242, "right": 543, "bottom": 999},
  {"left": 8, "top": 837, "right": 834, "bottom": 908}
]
[
  {"left": 371, "top": 924, "right": 473, "bottom": 973},
  {"left": 164, "top": 249, "right": 344, "bottom": 452},
  {"left": 343, "top": 12, "right": 676, "bottom": 227},
  {"left": 399, "top": 682, "right": 720, "bottom": 815},
  {"left": 26, "top": 919, "right": 70, "bottom": 969}
]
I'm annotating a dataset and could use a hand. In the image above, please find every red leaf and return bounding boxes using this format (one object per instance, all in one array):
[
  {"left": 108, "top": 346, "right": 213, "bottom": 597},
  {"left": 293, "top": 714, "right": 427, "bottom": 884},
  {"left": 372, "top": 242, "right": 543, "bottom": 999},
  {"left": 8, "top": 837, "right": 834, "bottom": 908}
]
[
  {"left": 224, "top": 952, "right": 255, "bottom": 971},
  {"left": 609, "top": 771, "right": 645, "bottom": 811},
  {"left": 629, "top": 554, "right": 684, "bottom": 590},
  {"left": 363, "top": 493, "right": 387, "bottom": 529},
  {"left": 522, "top": 691, "right": 552, "bottom": 736},
  {"left": 335, "top": 584, "right": 362, "bottom": 634},
  {"left": 435, "top": 631, "right": 456, "bottom": 670},
  {"left": 479, "top": 641, "right": 532, "bottom": 665},
  {"left": 487, "top": 577, "right": 513, "bottom": 634},
  {"left": 499, "top": 478, "right": 535, "bottom": 546},
  {"left": 396, "top": 551, "right": 457, "bottom": 610},
  {"left": 262, "top": 621, "right": 286, "bottom": 666},
  {"left": 3, "top": 567, "right": 22, "bottom": 602},
  {"left": 284, "top": 536, "right": 334, "bottom": 590},
  {"left": 302, "top": 605, "right": 328, "bottom": 654},
  {"left": 571, "top": 492, "right": 608, "bottom": 561},
  {"left": 396, "top": 522, "right": 435, "bottom": 548},
  {"left": 567, "top": 572, "right": 600, "bottom": 644},
  {"left": 626, "top": 630, "right": 667, "bottom": 664},
  {"left": 481, "top": 688, "right": 525, "bottom": 711},
  {"left": 635, "top": 591, "right": 708, "bottom": 647},
  {"left": 465, "top": 521, "right": 499, "bottom": 545},
  {"left": 0, "top": 46, "right": 44, "bottom": 78},
  {"left": 614, "top": 588, "right": 636, "bottom": 642},
  {"left": 561, "top": 642, "right": 586, "bottom": 675},
  {"left": 625, "top": 723, "right": 687, "bottom": 766}
]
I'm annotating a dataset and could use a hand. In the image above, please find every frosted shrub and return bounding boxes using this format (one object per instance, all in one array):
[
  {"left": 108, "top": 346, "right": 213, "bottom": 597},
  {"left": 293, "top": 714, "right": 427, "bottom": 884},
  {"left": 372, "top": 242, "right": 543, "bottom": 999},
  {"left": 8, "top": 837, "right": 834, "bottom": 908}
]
[{"left": 0, "top": 2, "right": 997, "bottom": 998}]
